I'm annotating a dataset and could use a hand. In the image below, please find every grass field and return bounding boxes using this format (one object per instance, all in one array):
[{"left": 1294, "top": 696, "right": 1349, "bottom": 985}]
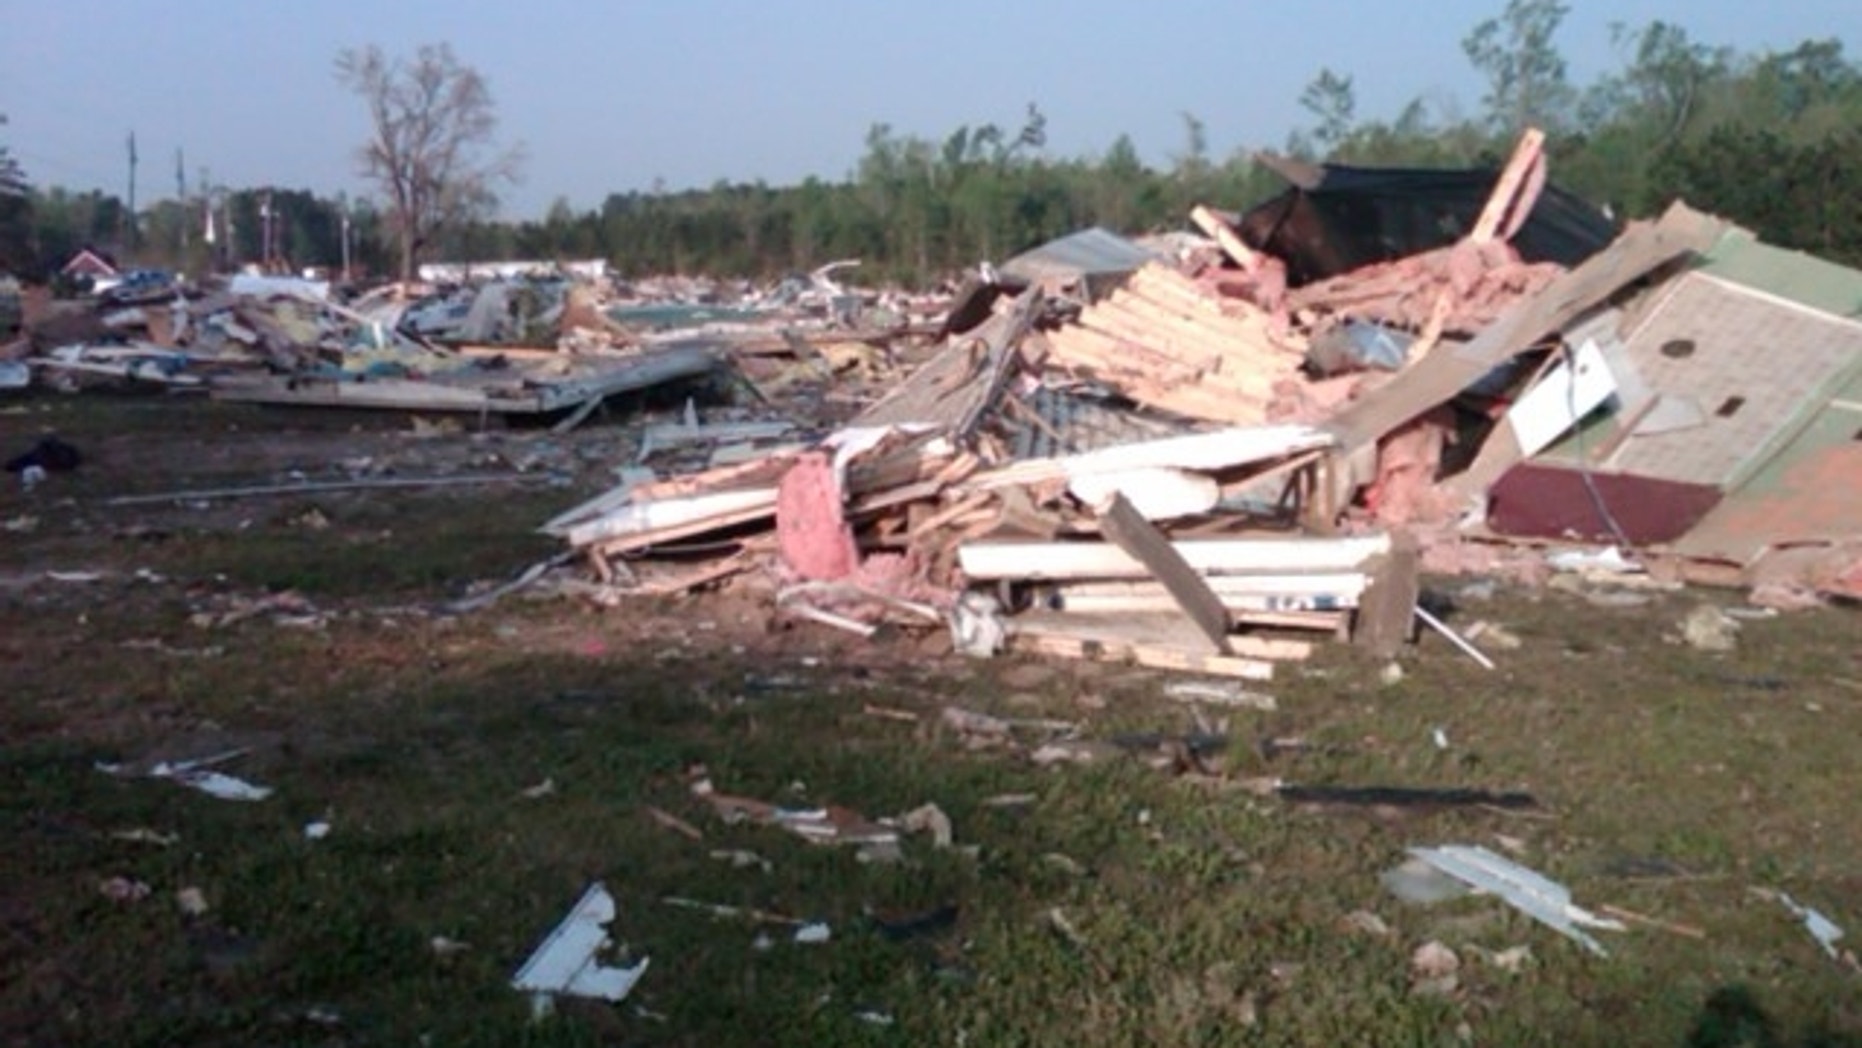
[{"left": 3, "top": 393, "right": 1859, "bottom": 1046}]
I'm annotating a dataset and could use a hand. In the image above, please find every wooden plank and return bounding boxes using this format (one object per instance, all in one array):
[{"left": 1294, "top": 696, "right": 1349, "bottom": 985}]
[
  {"left": 966, "top": 425, "right": 1334, "bottom": 491},
  {"left": 1094, "top": 493, "right": 1231, "bottom": 654},
  {"left": 590, "top": 500, "right": 779, "bottom": 556},
  {"left": 1231, "top": 609, "right": 1351, "bottom": 633},
  {"left": 1014, "top": 603, "right": 1313, "bottom": 659},
  {"left": 1190, "top": 205, "right": 1263, "bottom": 272},
  {"left": 1106, "top": 285, "right": 1279, "bottom": 348},
  {"left": 854, "top": 288, "right": 1035, "bottom": 435},
  {"left": 1044, "top": 324, "right": 1209, "bottom": 385},
  {"left": 1007, "top": 619, "right": 1275, "bottom": 680},
  {"left": 568, "top": 488, "right": 777, "bottom": 548},
  {"left": 1352, "top": 541, "right": 1420, "bottom": 657},
  {"left": 1470, "top": 128, "right": 1546, "bottom": 243},
  {"left": 1047, "top": 572, "right": 1367, "bottom": 606},
  {"left": 958, "top": 533, "right": 1389, "bottom": 581}
]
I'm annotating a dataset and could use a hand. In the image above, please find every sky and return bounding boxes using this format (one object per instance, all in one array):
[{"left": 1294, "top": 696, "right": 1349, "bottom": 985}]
[{"left": 2, "top": 1, "right": 1858, "bottom": 220}]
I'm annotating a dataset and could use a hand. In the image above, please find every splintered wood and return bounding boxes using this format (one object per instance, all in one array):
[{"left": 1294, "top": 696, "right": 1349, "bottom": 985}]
[{"left": 1042, "top": 263, "right": 1306, "bottom": 423}]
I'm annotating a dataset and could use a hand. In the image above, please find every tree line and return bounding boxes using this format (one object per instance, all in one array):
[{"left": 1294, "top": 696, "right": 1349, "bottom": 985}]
[{"left": 5, "top": 2, "right": 1862, "bottom": 287}]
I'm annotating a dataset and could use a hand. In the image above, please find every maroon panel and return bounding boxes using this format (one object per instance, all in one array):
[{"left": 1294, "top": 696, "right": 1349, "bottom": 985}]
[{"left": 1488, "top": 463, "right": 1723, "bottom": 544}]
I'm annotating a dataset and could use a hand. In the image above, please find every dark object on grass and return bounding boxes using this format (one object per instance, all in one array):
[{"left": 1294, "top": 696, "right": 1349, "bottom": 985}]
[
  {"left": 871, "top": 902, "right": 960, "bottom": 942},
  {"left": 1276, "top": 785, "right": 1537, "bottom": 810},
  {"left": 6, "top": 436, "right": 84, "bottom": 474}
]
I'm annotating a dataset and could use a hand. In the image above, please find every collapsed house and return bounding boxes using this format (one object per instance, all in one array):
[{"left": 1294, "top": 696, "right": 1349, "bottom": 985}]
[
  {"left": 3, "top": 262, "right": 939, "bottom": 424},
  {"left": 6, "top": 131, "right": 1854, "bottom": 671},
  {"left": 540, "top": 130, "right": 1861, "bottom": 678}
]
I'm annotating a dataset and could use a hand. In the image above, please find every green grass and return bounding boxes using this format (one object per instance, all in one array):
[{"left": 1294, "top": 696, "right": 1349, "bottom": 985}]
[{"left": 3, "top": 395, "right": 1861, "bottom": 1046}]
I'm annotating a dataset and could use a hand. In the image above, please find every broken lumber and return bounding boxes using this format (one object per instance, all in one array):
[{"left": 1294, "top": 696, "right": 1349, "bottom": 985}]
[
  {"left": 958, "top": 533, "right": 1390, "bottom": 581},
  {"left": 1006, "top": 613, "right": 1276, "bottom": 680},
  {"left": 1095, "top": 492, "right": 1232, "bottom": 654}
]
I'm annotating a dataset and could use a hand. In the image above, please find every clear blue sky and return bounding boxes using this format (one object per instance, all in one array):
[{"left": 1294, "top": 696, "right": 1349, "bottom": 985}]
[{"left": 2, "top": 1, "right": 1856, "bottom": 219}]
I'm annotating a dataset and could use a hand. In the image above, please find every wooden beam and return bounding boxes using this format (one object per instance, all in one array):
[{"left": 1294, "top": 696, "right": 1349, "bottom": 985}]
[
  {"left": 1352, "top": 540, "right": 1421, "bottom": 657},
  {"left": 958, "top": 533, "right": 1390, "bottom": 581},
  {"left": 1190, "top": 205, "right": 1263, "bottom": 273},
  {"left": 1094, "top": 493, "right": 1231, "bottom": 654},
  {"left": 1007, "top": 619, "right": 1274, "bottom": 680},
  {"left": 1470, "top": 128, "right": 1547, "bottom": 244}
]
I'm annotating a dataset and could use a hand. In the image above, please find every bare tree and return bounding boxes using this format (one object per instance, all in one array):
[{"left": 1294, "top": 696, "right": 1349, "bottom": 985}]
[
  {"left": 1463, "top": 0, "right": 1576, "bottom": 134},
  {"left": 335, "top": 44, "right": 521, "bottom": 281}
]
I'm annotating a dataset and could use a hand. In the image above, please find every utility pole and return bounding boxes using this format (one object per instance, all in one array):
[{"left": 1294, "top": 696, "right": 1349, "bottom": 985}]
[
  {"left": 175, "top": 147, "right": 187, "bottom": 256},
  {"left": 340, "top": 208, "right": 352, "bottom": 283},
  {"left": 126, "top": 130, "right": 138, "bottom": 253},
  {"left": 259, "top": 190, "right": 273, "bottom": 270}
]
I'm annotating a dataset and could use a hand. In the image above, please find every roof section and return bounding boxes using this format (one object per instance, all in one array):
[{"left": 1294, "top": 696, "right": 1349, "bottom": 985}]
[
  {"left": 1698, "top": 231, "right": 1862, "bottom": 320},
  {"left": 1236, "top": 161, "right": 1618, "bottom": 286}
]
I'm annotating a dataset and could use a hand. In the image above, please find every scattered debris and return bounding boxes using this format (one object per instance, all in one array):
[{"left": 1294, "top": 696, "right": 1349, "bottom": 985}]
[
  {"left": 1278, "top": 784, "right": 1537, "bottom": 815},
  {"left": 1161, "top": 679, "right": 1278, "bottom": 711},
  {"left": 430, "top": 936, "right": 472, "bottom": 958},
  {"left": 110, "top": 828, "right": 179, "bottom": 847},
  {"left": 644, "top": 805, "right": 705, "bottom": 841},
  {"left": 1342, "top": 910, "right": 1392, "bottom": 937},
  {"left": 1679, "top": 604, "right": 1741, "bottom": 652},
  {"left": 1400, "top": 845, "right": 1626, "bottom": 955},
  {"left": 1597, "top": 903, "right": 1706, "bottom": 941},
  {"left": 175, "top": 886, "right": 210, "bottom": 917},
  {"left": 511, "top": 883, "right": 649, "bottom": 1018},
  {"left": 710, "top": 849, "right": 773, "bottom": 872},
  {"left": 1410, "top": 940, "right": 1461, "bottom": 997},
  {"left": 98, "top": 749, "right": 274, "bottom": 802},
  {"left": 1757, "top": 890, "right": 1849, "bottom": 964},
  {"left": 662, "top": 896, "right": 806, "bottom": 929},
  {"left": 99, "top": 877, "right": 152, "bottom": 903}
]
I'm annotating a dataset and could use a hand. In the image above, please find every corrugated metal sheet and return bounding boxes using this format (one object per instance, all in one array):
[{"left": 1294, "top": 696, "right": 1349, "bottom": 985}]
[{"left": 998, "top": 227, "right": 1159, "bottom": 287}]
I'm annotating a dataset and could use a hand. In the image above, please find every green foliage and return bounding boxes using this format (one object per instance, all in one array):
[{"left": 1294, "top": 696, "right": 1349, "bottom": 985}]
[{"left": 1463, "top": 0, "right": 1577, "bottom": 133}]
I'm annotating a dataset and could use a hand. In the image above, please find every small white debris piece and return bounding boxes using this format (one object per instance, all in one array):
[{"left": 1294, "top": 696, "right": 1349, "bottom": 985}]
[
  {"left": 793, "top": 922, "right": 832, "bottom": 945},
  {"left": 1432, "top": 727, "right": 1450, "bottom": 750},
  {"left": 1410, "top": 940, "right": 1460, "bottom": 996},
  {"left": 430, "top": 935, "right": 471, "bottom": 958},
  {"left": 46, "top": 570, "right": 105, "bottom": 583},
  {"left": 1680, "top": 604, "right": 1740, "bottom": 652},
  {"left": 99, "top": 748, "right": 271, "bottom": 800},
  {"left": 511, "top": 882, "right": 649, "bottom": 1015},
  {"left": 156, "top": 764, "right": 273, "bottom": 802},
  {"left": 1342, "top": 910, "right": 1391, "bottom": 937},
  {"left": 519, "top": 778, "right": 556, "bottom": 800},
  {"left": 1773, "top": 892, "right": 1846, "bottom": 960},
  {"left": 1547, "top": 546, "right": 1642, "bottom": 574},
  {"left": 1407, "top": 845, "right": 1625, "bottom": 956},
  {"left": 709, "top": 849, "right": 773, "bottom": 872},
  {"left": 176, "top": 886, "right": 209, "bottom": 916},
  {"left": 111, "top": 828, "right": 179, "bottom": 847},
  {"left": 304, "top": 820, "right": 332, "bottom": 840},
  {"left": 1162, "top": 679, "right": 1277, "bottom": 711},
  {"left": 99, "top": 877, "right": 151, "bottom": 903},
  {"left": 948, "top": 591, "right": 1006, "bottom": 657},
  {"left": 1415, "top": 606, "right": 1497, "bottom": 670},
  {"left": 1488, "top": 945, "right": 1532, "bottom": 973},
  {"left": 891, "top": 803, "right": 953, "bottom": 848}
]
